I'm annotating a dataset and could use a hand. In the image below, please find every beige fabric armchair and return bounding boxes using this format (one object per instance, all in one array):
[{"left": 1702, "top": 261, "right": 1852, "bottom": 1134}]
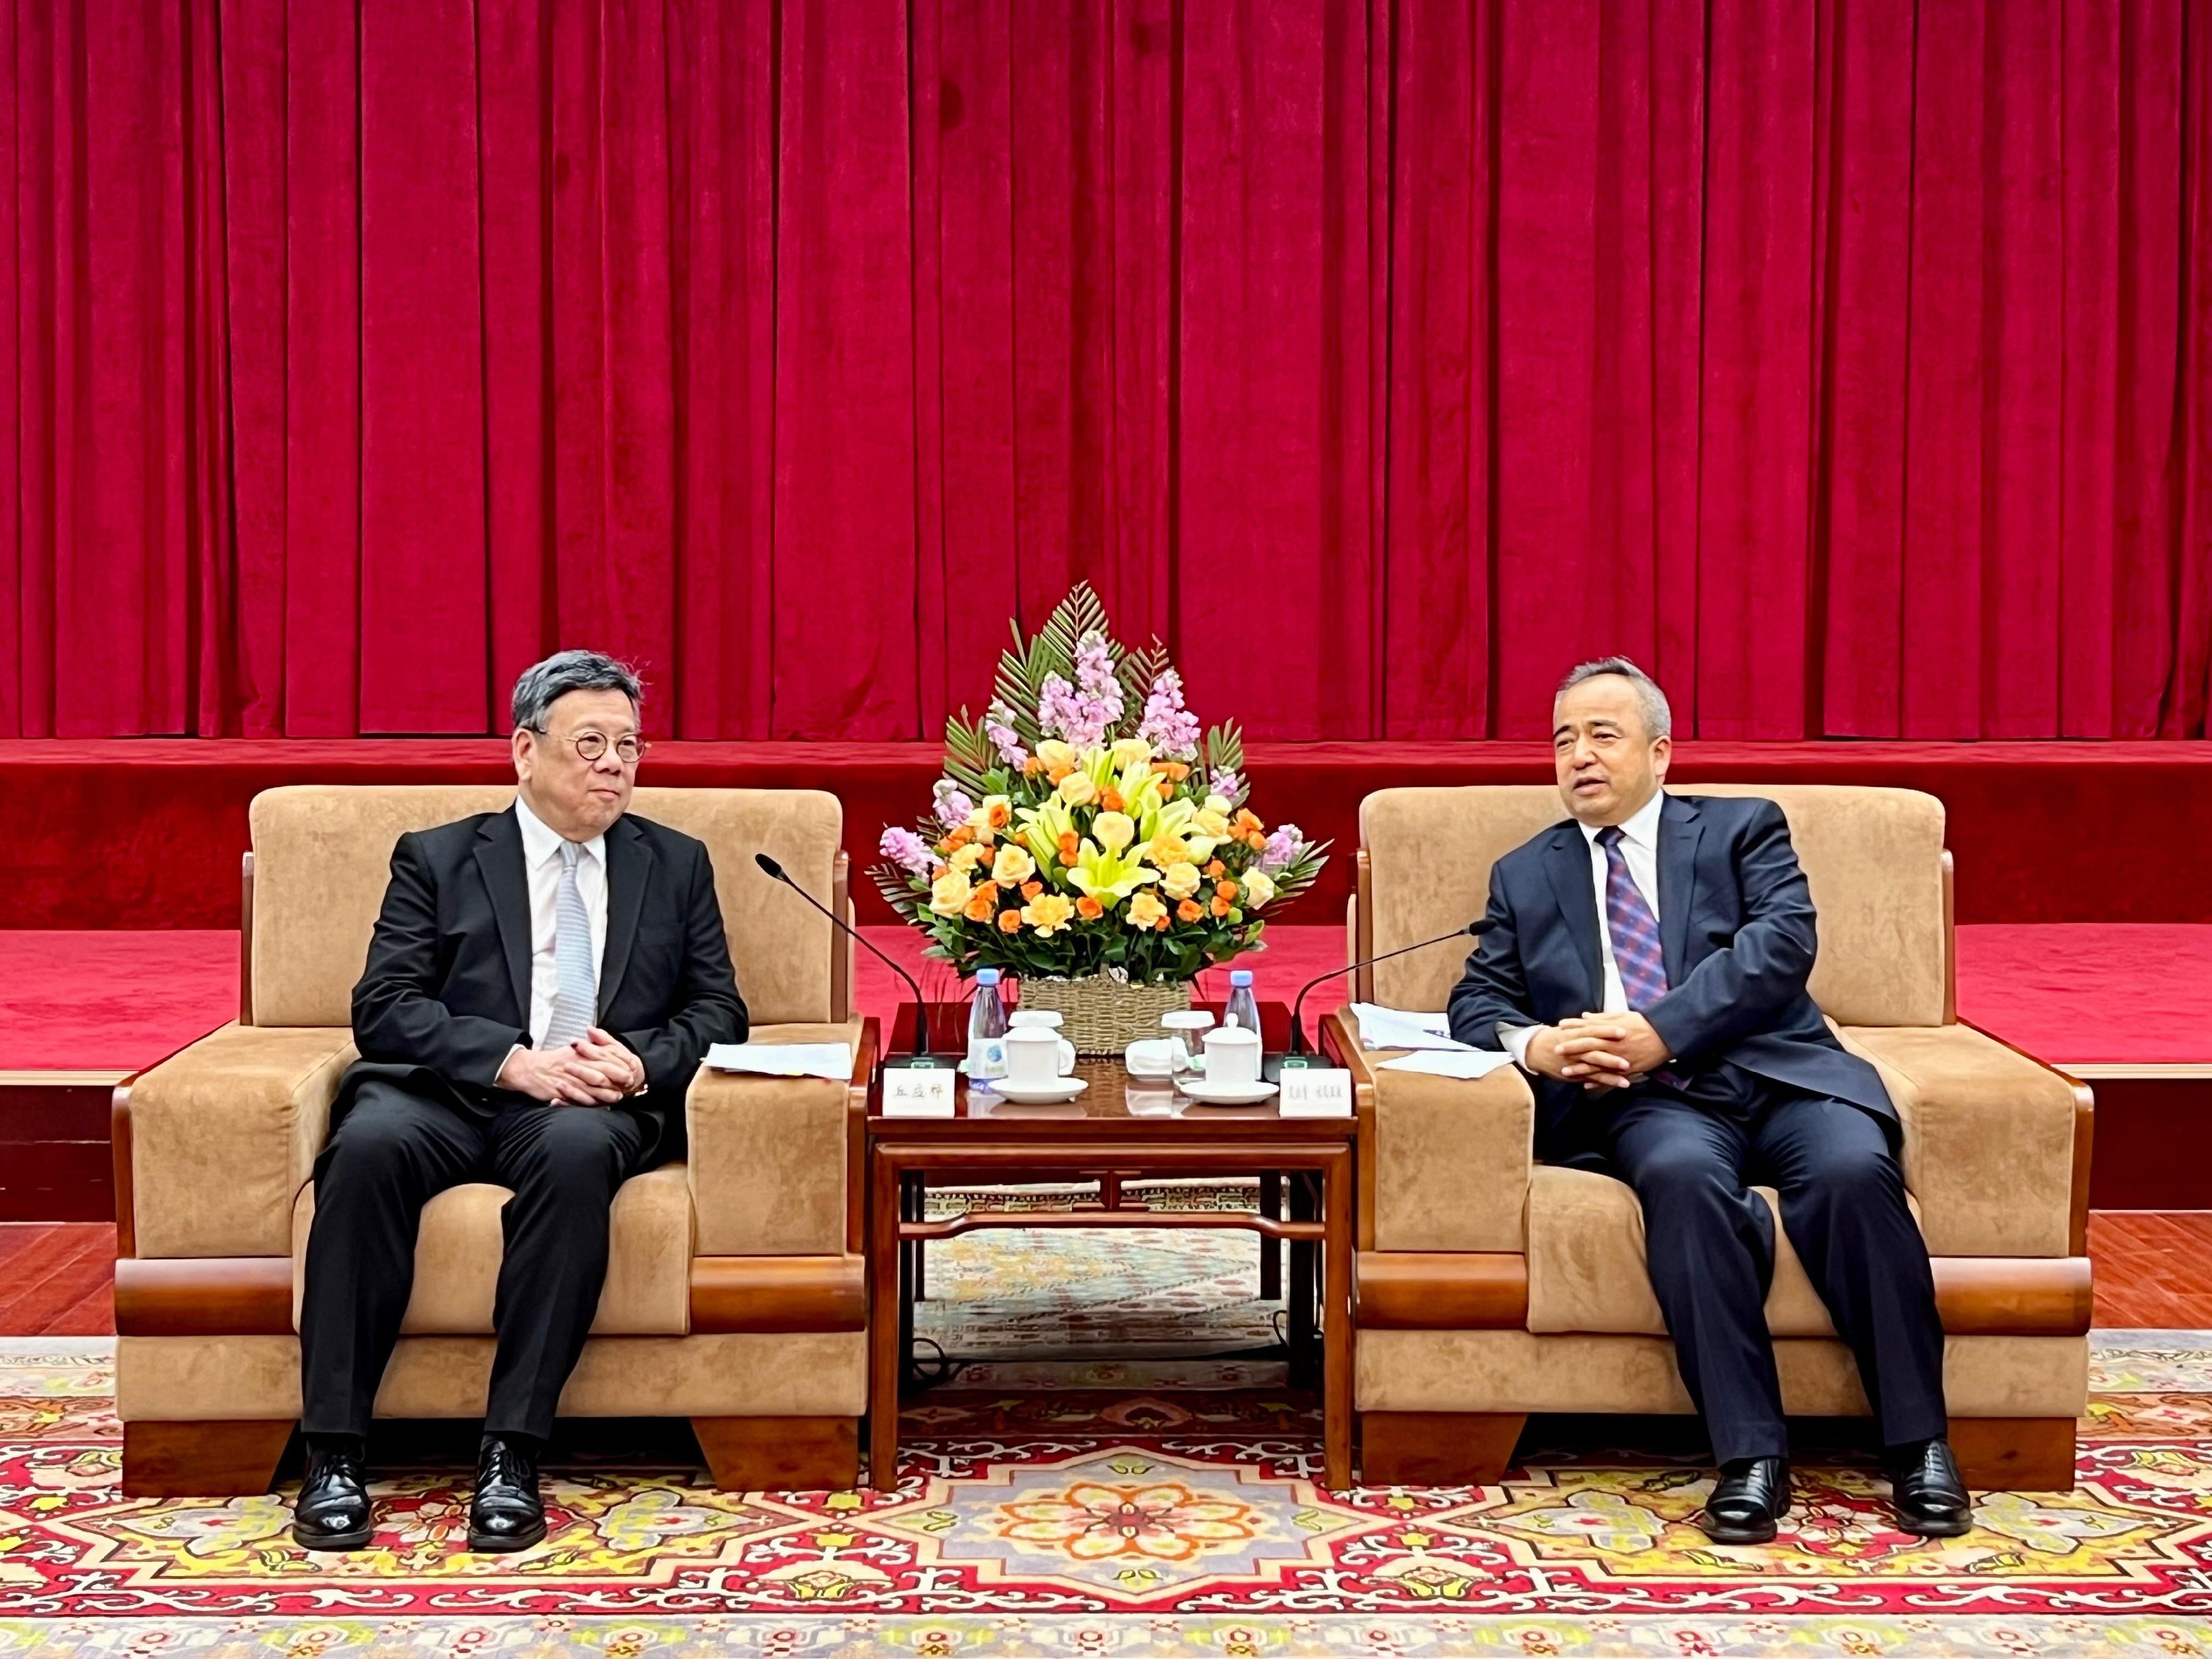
[
  {"left": 113, "top": 786, "right": 872, "bottom": 1498},
  {"left": 1326, "top": 785, "right": 2093, "bottom": 1491}
]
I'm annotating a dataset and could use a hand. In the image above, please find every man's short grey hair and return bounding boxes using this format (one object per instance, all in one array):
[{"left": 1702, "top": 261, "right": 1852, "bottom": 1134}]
[
  {"left": 510, "top": 650, "right": 644, "bottom": 733},
  {"left": 1556, "top": 656, "right": 1673, "bottom": 740}
]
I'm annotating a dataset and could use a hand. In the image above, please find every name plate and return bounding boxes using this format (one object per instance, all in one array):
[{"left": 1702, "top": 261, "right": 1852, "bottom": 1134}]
[
  {"left": 1277, "top": 1067, "right": 1353, "bottom": 1118},
  {"left": 881, "top": 1068, "right": 957, "bottom": 1117}
]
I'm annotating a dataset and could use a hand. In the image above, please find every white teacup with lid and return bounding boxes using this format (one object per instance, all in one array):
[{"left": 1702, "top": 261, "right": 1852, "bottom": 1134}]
[{"left": 1201, "top": 1020, "right": 1263, "bottom": 1087}]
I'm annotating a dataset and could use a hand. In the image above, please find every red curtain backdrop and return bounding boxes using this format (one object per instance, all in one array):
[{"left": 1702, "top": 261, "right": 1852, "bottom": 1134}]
[{"left": 1, "top": 0, "right": 2206, "bottom": 741}]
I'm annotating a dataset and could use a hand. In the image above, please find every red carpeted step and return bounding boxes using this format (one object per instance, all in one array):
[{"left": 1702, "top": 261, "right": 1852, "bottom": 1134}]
[
  {"left": 6, "top": 923, "right": 2206, "bottom": 1075},
  {"left": 11, "top": 738, "right": 2212, "bottom": 931}
]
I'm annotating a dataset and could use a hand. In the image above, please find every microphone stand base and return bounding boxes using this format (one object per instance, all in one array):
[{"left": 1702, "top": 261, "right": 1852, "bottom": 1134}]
[
  {"left": 1262, "top": 1053, "right": 1319, "bottom": 1083},
  {"left": 883, "top": 1055, "right": 953, "bottom": 1070}
]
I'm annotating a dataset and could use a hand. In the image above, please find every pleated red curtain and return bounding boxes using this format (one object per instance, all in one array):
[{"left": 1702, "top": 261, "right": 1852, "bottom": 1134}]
[{"left": 1, "top": 0, "right": 2206, "bottom": 740}]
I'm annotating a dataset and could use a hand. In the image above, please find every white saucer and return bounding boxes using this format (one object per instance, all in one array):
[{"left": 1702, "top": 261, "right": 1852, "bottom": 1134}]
[
  {"left": 986, "top": 1077, "right": 1091, "bottom": 1105},
  {"left": 1175, "top": 1078, "right": 1279, "bottom": 1105}
]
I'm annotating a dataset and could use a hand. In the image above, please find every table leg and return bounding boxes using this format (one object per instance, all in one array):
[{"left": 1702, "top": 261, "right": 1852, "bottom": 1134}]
[
  {"left": 1322, "top": 1149, "right": 1354, "bottom": 1490},
  {"left": 1288, "top": 1172, "right": 1318, "bottom": 1385},
  {"left": 868, "top": 1150, "right": 904, "bottom": 1492},
  {"left": 1258, "top": 1172, "right": 1282, "bottom": 1301},
  {"left": 902, "top": 1173, "right": 927, "bottom": 1302}
]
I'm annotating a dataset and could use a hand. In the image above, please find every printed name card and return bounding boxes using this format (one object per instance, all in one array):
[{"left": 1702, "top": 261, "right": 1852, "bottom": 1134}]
[
  {"left": 881, "top": 1067, "right": 957, "bottom": 1118},
  {"left": 1277, "top": 1067, "right": 1353, "bottom": 1118}
]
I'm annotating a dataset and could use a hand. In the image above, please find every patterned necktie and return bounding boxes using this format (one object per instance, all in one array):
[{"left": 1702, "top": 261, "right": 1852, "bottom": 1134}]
[
  {"left": 1595, "top": 826, "right": 1668, "bottom": 1009},
  {"left": 541, "top": 840, "right": 597, "bottom": 1048}
]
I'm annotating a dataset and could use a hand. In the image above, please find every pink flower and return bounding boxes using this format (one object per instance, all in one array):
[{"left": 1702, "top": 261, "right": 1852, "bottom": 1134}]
[
  {"left": 1135, "top": 670, "right": 1200, "bottom": 759},
  {"left": 932, "top": 780, "right": 975, "bottom": 828},
  {"left": 983, "top": 701, "right": 1028, "bottom": 768},
  {"left": 879, "top": 827, "right": 935, "bottom": 877}
]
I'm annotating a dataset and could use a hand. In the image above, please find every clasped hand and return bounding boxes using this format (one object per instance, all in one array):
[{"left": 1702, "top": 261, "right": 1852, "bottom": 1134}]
[
  {"left": 1527, "top": 1012, "right": 1671, "bottom": 1092},
  {"left": 497, "top": 1027, "right": 646, "bottom": 1106}
]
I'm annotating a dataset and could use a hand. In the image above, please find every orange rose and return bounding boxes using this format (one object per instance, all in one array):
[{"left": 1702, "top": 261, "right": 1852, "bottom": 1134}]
[
  {"left": 1021, "top": 880, "right": 1045, "bottom": 901},
  {"left": 1155, "top": 911, "right": 1171, "bottom": 931},
  {"left": 997, "top": 907, "right": 1023, "bottom": 933},
  {"left": 1165, "top": 761, "right": 1191, "bottom": 780},
  {"left": 1210, "top": 895, "right": 1232, "bottom": 916},
  {"left": 1076, "top": 895, "right": 1104, "bottom": 920},
  {"left": 1045, "top": 761, "right": 1076, "bottom": 785},
  {"left": 1233, "top": 808, "right": 1263, "bottom": 834},
  {"left": 1057, "top": 832, "right": 1081, "bottom": 866},
  {"left": 1100, "top": 787, "right": 1125, "bottom": 813},
  {"left": 1246, "top": 830, "right": 1268, "bottom": 851},
  {"left": 963, "top": 881, "right": 1000, "bottom": 923},
  {"left": 986, "top": 800, "right": 1013, "bottom": 830},
  {"left": 1024, "top": 754, "right": 1045, "bottom": 776},
  {"left": 931, "top": 864, "right": 950, "bottom": 881},
  {"left": 1204, "top": 860, "right": 1225, "bottom": 879},
  {"left": 1215, "top": 879, "right": 1239, "bottom": 901},
  {"left": 1176, "top": 898, "right": 1204, "bottom": 924}
]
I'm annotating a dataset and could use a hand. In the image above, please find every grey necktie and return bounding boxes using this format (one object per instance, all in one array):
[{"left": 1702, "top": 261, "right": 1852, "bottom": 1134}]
[{"left": 541, "top": 840, "right": 597, "bottom": 1048}]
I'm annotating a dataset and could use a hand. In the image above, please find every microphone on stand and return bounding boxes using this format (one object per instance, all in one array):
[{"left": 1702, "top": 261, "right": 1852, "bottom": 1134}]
[
  {"left": 755, "top": 853, "right": 948, "bottom": 1068},
  {"left": 1266, "top": 917, "right": 1497, "bottom": 1080}
]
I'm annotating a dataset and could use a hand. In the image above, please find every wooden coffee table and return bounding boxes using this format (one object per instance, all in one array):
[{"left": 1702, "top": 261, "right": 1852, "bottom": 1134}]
[{"left": 867, "top": 1001, "right": 1356, "bottom": 1490}]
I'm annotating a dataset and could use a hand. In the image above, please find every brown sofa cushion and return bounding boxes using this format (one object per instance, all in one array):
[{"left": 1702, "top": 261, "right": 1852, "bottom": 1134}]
[
  {"left": 248, "top": 785, "right": 844, "bottom": 1028},
  {"left": 1525, "top": 1164, "right": 1895, "bottom": 1337},
  {"left": 1522, "top": 1165, "right": 2088, "bottom": 1337},
  {"left": 1359, "top": 784, "right": 1947, "bottom": 1026},
  {"left": 290, "top": 1165, "right": 693, "bottom": 1335},
  {"left": 129, "top": 1024, "right": 357, "bottom": 1259}
]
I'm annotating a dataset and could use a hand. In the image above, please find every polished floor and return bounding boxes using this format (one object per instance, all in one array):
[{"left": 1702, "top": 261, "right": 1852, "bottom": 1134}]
[{"left": 3, "top": 1212, "right": 2208, "bottom": 1338}]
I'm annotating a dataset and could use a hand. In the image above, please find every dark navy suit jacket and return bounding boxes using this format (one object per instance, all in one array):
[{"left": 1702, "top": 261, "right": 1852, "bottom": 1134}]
[{"left": 1446, "top": 792, "right": 1895, "bottom": 1161}]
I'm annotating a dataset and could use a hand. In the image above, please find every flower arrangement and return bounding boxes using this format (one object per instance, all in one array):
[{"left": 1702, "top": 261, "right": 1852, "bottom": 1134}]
[{"left": 873, "top": 585, "right": 1328, "bottom": 987}]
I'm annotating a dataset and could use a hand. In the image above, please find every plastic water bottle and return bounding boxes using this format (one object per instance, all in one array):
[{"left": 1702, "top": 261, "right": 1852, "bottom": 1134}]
[
  {"left": 967, "top": 968, "right": 1009, "bottom": 1081},
  {"left": 1224, "top": 968, "right": 1261, "bottom": 1037}
]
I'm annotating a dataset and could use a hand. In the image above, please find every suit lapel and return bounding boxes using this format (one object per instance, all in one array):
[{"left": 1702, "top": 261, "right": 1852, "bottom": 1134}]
[
  {"left": 1544, "top": 825, "right": 1605, "bottom": 1009},
  {"left": 597, "top": 816, "right": 654, "bottom": 1017},
  {"left": 473, "top": 808, "right": 534, "bottom": 1026},
  {"left": 1657, "top": 793, "right": 1703, "bottom": 986}
]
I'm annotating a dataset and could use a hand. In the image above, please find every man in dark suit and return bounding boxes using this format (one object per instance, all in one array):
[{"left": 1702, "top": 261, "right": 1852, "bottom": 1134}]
[
  {"left": 290, "top": 650, "right": 745, "bottom": 1554},
  {"left": 1448, "top": 658, "right": 1969, "bottom": 1543}
]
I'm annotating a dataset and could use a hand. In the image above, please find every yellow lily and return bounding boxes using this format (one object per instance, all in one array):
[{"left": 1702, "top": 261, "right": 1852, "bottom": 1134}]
[{"left": 1064, "top": 837, "right": 1160, "bottom": 908}]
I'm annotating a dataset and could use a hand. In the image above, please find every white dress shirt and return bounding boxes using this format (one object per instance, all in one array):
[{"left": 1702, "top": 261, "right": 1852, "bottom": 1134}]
[
  {"left": 1501, "top": 788, "right": 1667, "bottom": 1068},
  {"left": 512, "top": 795, "right": 608, "bottom": 1047}
]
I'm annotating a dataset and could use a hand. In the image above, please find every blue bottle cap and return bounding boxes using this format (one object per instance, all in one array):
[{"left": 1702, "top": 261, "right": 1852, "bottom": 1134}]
[
  {"left": 975, "top": 968, "right": 1000, "bottom": 985},
  {"left": 1230, "top": 969, "right": 1254, "bottom": 986}
]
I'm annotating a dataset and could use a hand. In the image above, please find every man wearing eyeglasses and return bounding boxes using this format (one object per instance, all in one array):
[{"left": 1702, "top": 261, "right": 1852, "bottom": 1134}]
[{"left": 291, "top": 650, "right": 745, "bottom": 1554}]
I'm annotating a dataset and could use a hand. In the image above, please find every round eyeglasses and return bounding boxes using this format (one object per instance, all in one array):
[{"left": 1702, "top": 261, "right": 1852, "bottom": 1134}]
[{"left": 549, "top": 731, "right": 648, "bottom": 765}]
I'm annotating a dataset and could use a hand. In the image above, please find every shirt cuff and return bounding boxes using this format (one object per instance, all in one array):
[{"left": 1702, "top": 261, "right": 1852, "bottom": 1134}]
[{"left": 1499, "top": 1024, "right": 1541, "bottom": 1070}]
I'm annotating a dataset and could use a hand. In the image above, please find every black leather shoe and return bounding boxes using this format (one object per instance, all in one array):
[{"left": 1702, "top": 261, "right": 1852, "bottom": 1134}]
[
  {"left": 292, "top": 1438, "right": 372, "bottom": 1552},
  {"left": 1702, "top": 1456, "right": 1792, "bottom": 1544},
  {"left": 1885, "top": 1437, "right": 1973, "bottom": 1537},
  {"left": 467, "top": 1434, "right": 547, "bottom": 1553}
]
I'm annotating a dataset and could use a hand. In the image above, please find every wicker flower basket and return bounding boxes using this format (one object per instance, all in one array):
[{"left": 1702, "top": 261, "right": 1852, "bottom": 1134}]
[{"left": 1015, "top": 975, "right": 1193, "bottom": 1056}]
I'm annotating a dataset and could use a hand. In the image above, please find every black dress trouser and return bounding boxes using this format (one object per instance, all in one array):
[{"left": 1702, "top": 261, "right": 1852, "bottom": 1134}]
[
  {"left": 299, "top": 1078, "right": 656, "bottom": 1442},
  {"left": 1599, "top": 1068, "right": 1949, "bottom": 1467}
]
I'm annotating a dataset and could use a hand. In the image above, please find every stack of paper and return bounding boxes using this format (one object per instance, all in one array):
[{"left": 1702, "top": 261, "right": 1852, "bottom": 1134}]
[
  {"left": 1379, "top": 1048, "right": 1517, "bottom": 1080},
  {"left": 704, "top": 1042, "right": 854, "bottom": 1081},
  {"left": 1347, "top": 1003, "right": 1473, "bottom": 1052}
]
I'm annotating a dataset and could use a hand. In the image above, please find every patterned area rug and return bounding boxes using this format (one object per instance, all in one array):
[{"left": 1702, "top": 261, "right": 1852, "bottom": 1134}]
[{"left": 7, "top": 1241, "right": 2212, "bottom": 1655}]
